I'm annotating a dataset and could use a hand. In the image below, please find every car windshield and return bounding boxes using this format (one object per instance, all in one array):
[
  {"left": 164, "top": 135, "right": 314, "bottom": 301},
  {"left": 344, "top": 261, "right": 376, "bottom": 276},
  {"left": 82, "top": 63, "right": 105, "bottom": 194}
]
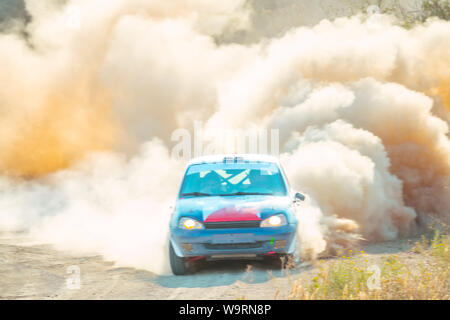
[{"left": 179, "top": 162, "right": 287, "bottom": 197}]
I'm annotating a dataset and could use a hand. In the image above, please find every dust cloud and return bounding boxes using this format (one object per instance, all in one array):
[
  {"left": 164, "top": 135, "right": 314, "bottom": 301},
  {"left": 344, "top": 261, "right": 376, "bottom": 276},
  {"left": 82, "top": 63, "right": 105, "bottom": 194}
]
[{"left": 0, "top": 0, "right": 448, "bottom": 272}]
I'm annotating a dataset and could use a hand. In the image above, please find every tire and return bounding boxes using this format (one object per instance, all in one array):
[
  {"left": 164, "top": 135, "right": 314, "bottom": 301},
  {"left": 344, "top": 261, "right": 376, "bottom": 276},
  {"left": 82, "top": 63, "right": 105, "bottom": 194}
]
[
  {"left": 169, "top": 242, "right": 189, "bottom": 275},
  {"left": 263, "top": 254, "right": 283, "bottom": 268},
  {"left": 264, "top": 253, "right": 296, "bottom": 269}
]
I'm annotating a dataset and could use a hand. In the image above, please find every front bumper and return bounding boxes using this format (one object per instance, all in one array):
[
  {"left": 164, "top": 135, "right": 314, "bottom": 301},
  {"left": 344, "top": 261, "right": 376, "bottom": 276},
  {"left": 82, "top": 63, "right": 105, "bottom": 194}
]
[{"left": 170, "top": 224, "right": 297, "bottom": 258}]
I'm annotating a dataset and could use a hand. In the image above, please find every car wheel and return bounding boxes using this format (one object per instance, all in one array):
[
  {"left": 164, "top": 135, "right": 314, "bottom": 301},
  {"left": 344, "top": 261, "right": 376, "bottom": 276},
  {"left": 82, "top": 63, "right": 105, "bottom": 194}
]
[
  {"left": 264, "top": 253, "right": 296, "bottom": 269},
  {"left": 169, "top": 242, "right": 189, "bottom": 275}
]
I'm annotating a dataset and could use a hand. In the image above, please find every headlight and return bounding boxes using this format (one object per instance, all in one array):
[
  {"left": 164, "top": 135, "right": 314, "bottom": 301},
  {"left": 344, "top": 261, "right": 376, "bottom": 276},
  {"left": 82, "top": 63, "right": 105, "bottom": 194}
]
[
  {"left": 179, "top": 217, "right": 204, "bottom": 230},
  {"left": 260, "top": 214, "right": 287, "bottom": 228}
]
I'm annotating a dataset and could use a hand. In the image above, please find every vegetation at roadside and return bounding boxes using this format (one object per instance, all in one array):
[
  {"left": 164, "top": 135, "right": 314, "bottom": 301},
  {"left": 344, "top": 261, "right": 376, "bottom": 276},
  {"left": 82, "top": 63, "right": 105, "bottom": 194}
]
[
  {"left": 285, "top": 225, "right": 449, "bottom": 300},
  {"left": 353, "top": 0, "right": 450, "bottom": 27}
]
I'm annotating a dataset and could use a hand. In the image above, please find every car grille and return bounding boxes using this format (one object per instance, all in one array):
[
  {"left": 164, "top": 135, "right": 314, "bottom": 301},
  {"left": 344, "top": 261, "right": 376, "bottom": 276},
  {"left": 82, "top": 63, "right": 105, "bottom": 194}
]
[
  {"left": 204, "top": 242, "right": 263, "bottom": 250},
  {"left": 204, "top": 221, "right": 261, "bottom": 229}
]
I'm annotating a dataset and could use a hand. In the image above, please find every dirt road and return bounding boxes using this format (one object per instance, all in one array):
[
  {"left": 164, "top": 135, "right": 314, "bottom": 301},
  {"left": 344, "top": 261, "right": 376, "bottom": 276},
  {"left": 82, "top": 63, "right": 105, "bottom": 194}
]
[{"left": 0, "top": 232, "right": 421, "bottom": 300}]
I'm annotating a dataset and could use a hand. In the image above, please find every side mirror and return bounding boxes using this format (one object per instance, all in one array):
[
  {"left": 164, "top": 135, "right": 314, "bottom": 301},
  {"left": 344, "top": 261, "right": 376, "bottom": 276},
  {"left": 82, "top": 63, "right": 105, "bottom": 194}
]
[{"left": 294, "top": 192, "right": 305, "bottom": 202}]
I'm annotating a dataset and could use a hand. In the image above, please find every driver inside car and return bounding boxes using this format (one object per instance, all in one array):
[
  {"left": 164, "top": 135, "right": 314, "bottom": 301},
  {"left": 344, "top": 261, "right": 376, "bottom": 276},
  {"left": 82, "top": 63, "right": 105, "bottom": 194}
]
[
  {"left": 246, "top": 169, "right": 271, "bottom": 193},
  {"left": 200, "top": 172, "right": 224, "bottom": 194}
]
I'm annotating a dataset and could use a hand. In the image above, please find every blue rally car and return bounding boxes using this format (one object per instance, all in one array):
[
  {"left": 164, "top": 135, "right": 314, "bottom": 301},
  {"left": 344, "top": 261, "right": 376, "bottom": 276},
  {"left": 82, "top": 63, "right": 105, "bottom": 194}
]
[{"left": 169, "top": 154, "right": 305, "bottom": 275}]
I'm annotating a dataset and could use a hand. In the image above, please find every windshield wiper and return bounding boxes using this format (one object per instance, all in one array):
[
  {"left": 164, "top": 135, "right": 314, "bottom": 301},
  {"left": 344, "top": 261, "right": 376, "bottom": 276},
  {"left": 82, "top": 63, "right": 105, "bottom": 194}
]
[
  {"left": 180, "top": 192, "right": 212, "bottom": 197},
  {"left": 219, "top": 192, "right": 274, "bottom": 196}
]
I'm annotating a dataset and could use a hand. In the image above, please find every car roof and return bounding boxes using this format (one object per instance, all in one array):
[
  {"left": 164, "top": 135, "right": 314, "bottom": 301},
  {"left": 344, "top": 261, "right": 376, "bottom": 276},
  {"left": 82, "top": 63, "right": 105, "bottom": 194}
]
[{"left": 187, "top": 154, "right": 280, "bottom": 166}]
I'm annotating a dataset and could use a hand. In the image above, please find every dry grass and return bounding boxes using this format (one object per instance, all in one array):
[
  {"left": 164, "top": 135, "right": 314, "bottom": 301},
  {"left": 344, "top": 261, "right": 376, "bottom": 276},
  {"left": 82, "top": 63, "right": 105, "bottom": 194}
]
[{"left": 285, "top": 229, "right": 449, "bottom": 300}]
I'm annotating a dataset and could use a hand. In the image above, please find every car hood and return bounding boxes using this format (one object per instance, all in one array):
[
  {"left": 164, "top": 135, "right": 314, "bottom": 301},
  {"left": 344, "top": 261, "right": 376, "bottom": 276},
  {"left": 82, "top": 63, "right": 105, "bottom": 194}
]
[{"left": 175, "top": 195, "right": 293, "bottom": 222}]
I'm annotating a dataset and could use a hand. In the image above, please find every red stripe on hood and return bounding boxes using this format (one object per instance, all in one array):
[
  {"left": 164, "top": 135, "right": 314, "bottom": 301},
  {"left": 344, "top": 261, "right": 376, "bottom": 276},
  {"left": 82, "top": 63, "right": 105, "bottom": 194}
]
[{"left": 204, "top": 206, "right": 261, "bottom": 222}]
